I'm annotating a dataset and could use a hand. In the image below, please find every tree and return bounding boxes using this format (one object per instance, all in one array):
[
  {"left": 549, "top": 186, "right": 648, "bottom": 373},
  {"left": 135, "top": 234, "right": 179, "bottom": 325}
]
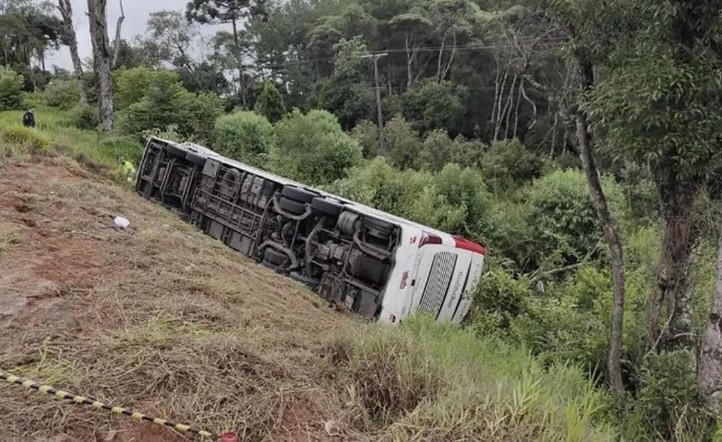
[
  {"left": 268, "top": 109, "right": 362, "bottom": 186},
  {"left": 582, "top": 1, "right": 722, "bottom": 353},
  {"left": 254, "top": 81, "right": 285, "bottom": 122},
  {"left": 389, "top": 8, "right": 433, "bottom": 88},
  {"left": 87, "top": 0, "right": 114, "bottom": 130},
  {"left": 213, "top": 111, "right": 273, "bottom": 166},
  {"left": 0, "top": 67, "right": 23, "bottom": 110},
  {"left": 144, "top": 10, "right": 204, "bottom": 86},
  {"left": 186, "top": 0, "right": 265, "bottom": 107},
  {"left": 697, "top": 230, "right": 722, "bottom": 412},
  {"left": 57, "top": 0, "right": 87, "bottom": 104}
]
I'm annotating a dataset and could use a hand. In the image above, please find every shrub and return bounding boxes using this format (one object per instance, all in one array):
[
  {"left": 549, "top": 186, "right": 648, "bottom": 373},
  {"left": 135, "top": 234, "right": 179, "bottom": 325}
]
[
  {"left": 212, "top": 111, "right": 274, "bottom": 166},
  {"left": 384, "top": 115, "right": 422, "bottom": 169},
  {"left": 0, "top": 125, "right": 50, "bottom": 153},
  {"left": 69, "top": 105, "right": 100, "bottom": 130},
  {"left": 115, "top": 67, "right": 180, "bottom": 110},
  {"left": 350, "top": 119, "right": 380, "bottom": 158},
  {"left": 480, "top": 138, "right": 545, "bottom": 193},
  {"left": 467, "top": 267, "right": 532, "bottom": 337},
  {"left": 254, "top": 81, "right": 286, "bottom": 123},
  {"left": 0, "top": 68, "right": 24, "bottom": 110},
  {"left": 43, "top": 79, "right": 80, "bottom": 109},
  {"left": 626, "top": 350, "right": 710, "bottom": 441},
  {"left": 524, "top": 169, "right": 628, "bottom": 267},
  {"left": 269, "top": 109, "right": 362, "bottom": 185},
  {"left": 401, "top": 80, "right": 468, "bottom": 134}
]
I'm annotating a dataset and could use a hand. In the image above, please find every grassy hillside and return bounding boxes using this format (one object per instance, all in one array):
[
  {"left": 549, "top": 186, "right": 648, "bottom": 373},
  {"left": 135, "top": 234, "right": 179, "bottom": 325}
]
[{"left": 0, "top": 111, "right": 617, "bottom": 441}]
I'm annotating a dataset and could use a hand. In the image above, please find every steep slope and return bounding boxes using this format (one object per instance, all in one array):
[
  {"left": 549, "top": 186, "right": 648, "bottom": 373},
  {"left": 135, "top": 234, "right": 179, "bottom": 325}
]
[{"left": 0, "top": 151, "right": 346, "bottom": 441}]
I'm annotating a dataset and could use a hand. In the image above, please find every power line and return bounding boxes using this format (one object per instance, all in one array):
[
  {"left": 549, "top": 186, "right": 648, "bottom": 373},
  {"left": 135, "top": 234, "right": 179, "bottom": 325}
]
[{"left": 253, "top": 38, "right": 568, "bottom": 71}]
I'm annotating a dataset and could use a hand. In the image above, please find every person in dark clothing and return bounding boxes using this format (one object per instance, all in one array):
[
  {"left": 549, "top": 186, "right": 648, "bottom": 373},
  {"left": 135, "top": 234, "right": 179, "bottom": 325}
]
[{"left": 22, "top": 109, "right": 35, "bottom": 128}]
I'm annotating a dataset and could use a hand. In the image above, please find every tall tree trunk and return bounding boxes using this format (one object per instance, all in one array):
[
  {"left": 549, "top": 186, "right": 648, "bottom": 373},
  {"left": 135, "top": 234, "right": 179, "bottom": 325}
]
[
  {"left": 502, "top": 75, "right": 517, "bottom": 140},
  {"left": 405, "top": 33, "right": 414, "bottom": 89},
  {"left": 111, "top": 0, "right": 125, "bottom": 69},
  {"left": 436, "top": 34, "right": 446, "bottom": 82},
  {"left": 493, "top": 68, "right": 508, "bottom": 142},
  {"left": 58, "top": 0, "right": 87, "bottom": 104},
  {"left": 698, "top": 230, "right": 722, "bottom": 412},
  {"left": 231, "top": 18, "right": 246, "bottom": 108},
  {"left": 441, "top": 33, "right": 457, "bottom": 81},
  {"left": 575, "top": 61, "right": 626, "bottom": 401},
  {"left": 648, "top": 159, "right": 698, "bottom": 351},
  {"left": 576, "top": 113, "right": 626, "bottom": 401},
  {"left": 87, "top": 0, "right": 114, "bottom": 131}
]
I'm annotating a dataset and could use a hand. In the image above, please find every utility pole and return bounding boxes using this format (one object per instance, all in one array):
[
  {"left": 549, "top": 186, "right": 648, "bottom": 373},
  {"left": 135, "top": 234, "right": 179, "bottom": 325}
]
[{"left": 361, "top": 53, "right": 388, "bottom": 156}]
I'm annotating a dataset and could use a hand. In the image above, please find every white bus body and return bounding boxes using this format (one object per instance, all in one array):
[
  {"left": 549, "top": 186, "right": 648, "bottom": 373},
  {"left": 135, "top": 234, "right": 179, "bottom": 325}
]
[{"left": 135, "top": 137, "right": 486, "bottom": 324}]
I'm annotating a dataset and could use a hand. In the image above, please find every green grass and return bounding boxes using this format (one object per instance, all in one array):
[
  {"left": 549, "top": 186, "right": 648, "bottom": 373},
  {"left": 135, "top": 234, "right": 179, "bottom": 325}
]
[
  {"left": 0, "top": 107, "right": 143, "bottom": 169},
  {"left": 336, "top": 316, "right": 617, "bottom": 441}
]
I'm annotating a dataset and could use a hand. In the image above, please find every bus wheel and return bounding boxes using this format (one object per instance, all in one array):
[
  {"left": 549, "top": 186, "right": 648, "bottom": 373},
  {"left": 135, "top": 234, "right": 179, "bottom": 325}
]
[
  {"left": 311, "top": 197, "right": 343, "bottom": 217},
  {"left": 282, "top": 185, "right": 317, "bottom": 203}
]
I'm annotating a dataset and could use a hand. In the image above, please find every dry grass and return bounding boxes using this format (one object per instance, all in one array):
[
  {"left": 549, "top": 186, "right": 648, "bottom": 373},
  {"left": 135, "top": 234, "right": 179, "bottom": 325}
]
[{"left": 0, "top": 153, "right": 346, "bottom": 441}]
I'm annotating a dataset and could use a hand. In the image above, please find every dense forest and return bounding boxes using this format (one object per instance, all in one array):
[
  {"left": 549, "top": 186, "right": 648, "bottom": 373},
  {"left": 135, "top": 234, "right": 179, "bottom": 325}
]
[{"left": 3, "top": 0, "right": 722, "bottom": 439}]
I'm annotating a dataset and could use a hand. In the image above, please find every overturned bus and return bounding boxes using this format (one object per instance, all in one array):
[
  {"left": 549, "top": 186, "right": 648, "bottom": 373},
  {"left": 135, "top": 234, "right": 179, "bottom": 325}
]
[{"left": 135, "top": 137, "right": 486, "bottom": 324}]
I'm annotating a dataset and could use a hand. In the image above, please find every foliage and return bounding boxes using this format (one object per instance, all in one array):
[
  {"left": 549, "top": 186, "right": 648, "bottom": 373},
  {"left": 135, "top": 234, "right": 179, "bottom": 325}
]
[
  {"left": 269, "top": 109, "right": 362, "bottom": 186},
  {"left": 114, "top": 67, "right": 181, "bottom": 110},
  {"left": 116, "top": 68, "right": 223, "bottom": 142},
  {"left": 625, "top": 350, "right": 710, "bottom": 441},
  {"left": 41, "top": 79, "right": 79, "bottom": 109},
  {"left": 337, "top": 316, "right": 616, "bottom": 440},
  {"left": 68, "top": 105, "right": 99, "bottom": 130},
  {"left": 524, "top": 169, "right": 628, "bottom": 267},
  {"left": 0, "top": 67, "right": 24, "bottom": 110},
  {"left": 401, "top": 80, "right": 468, "bottom": 135},
  {"left": 384, "top": 115, "right": 422, "bottom": 169},
  {"left": 479, "top": 138, "right": 545, "bottom": 193},
  {"left": 253, "top": 81, "right": 285, "bottom": 123},
  {"left": 350, "top": 119, "right": 379, "bottom": 158},
  {"left": 212, "top": 111, "right": 273, "bottom": 166}
]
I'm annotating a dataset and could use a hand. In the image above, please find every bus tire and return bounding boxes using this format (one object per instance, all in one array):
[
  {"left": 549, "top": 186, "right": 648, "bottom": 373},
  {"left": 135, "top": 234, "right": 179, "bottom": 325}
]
[
  {"left": 311, "top": 197, "right": 343, "bottom": 217},
  {"left": 363, "top": 217, "right": 393, "bottom": 238},
  {"left": 164, "top": 143, "right": 186, "bottom": 158},
  {"left": 282, "top": 186, "right": 316, "bottom": 204},
  {"left": 278, "top": 197, "right": 306, "bottom": 215},
  {"left": 263, "top": 247, "right": 288, "bottom": 266},
  {"left": 185, "top": 151, "right": 206, "bottom": 166}
]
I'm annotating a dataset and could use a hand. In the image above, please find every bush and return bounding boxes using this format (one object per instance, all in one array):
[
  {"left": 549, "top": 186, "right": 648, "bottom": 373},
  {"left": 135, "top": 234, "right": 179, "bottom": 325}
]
[
  {"left": 69, "top": 105, "right": 100, "bottom": 130},
  {"left": 254, "top": 81, "right": 286, "bottom": 123},
  {"left": 0, "top": 68, "right": 24, "bottom": 110},
  {"left": 480, "top": 139, "right": 545, "bottom": 193},
  {"left": 524, "top": 169, "right": 628, "bottom": 267},
  {"left": 0, "top": 125, "right": 50, "bottom": 152},
  {"left": 467, "top": 267, "right": 532, "bottom": 337},
  {"left": 115, "top": 67, "right": 180, "bottom": 110},
  {"left": 269, "top": 109, "right": 362, "bottom": 185},
  {"left": 626, "top": 350, "right": 710, "bottom": 441},
  {"left": 117, "top": 76, "right": 222, "bottom": 143},
  {"left": 384, "top": 115, "right": 422, "bottom": 169},
  {"left": 212, "top": 111, "right": 273, "bottom": 167},
  {"left": 43, "top": 79, "right": 80, "bottom": 109},
  {"left": 351, "top": 119, "right": 380, "bottom": 158},
  {"left": 401, "top": 80, "right": 468, "bottom": 135}
]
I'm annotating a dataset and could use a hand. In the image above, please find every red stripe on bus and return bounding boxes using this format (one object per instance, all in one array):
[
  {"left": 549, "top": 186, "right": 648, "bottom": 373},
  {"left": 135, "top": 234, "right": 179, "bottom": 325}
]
[{"left": 453, "top": 236, "right": 486, "bottom": 255}]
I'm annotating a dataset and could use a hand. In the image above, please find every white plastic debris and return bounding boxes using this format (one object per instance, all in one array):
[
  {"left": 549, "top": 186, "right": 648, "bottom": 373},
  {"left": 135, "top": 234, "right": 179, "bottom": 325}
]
[{"left": 114, "top": 216, "right": 130, "bottom": 229}]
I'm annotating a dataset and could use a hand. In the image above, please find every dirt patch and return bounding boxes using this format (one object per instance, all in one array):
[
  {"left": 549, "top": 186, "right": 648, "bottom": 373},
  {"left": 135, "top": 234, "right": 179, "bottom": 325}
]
[{"left": 0, "top": 156, "right": 348, "bottom": 441}]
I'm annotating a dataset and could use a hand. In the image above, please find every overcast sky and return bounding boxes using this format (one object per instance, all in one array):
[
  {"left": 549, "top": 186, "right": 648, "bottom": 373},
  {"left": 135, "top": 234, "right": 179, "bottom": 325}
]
[{"left": 45, "top": 0, "right": 227, "bottom": 71}]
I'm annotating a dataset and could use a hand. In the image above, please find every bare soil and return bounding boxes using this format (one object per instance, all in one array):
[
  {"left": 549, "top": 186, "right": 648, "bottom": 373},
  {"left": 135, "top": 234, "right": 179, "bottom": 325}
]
[{"left": 0, "top": 156, "right": 350, "bottom": 441}]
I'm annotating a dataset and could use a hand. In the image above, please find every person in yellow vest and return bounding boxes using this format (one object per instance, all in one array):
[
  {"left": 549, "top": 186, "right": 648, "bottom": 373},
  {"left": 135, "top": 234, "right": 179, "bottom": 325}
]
[{"left": 119, "top": 157, "right": 136, "bottom": 183}]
